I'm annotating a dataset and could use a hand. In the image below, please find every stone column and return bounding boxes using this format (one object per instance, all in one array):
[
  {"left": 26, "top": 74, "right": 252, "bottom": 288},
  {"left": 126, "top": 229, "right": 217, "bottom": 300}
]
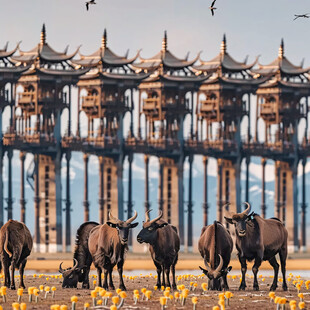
[
  {"left": 34, "top": 154, "right": 40, "bottom": 252},
  {"left": 127, "top": 153, "right": 133, "bottom": 247},
  {"left": 65, "top": 152, "right": 71, "bottom": 252},
  {"left": 7, "top": 149, "right": 13, "bottom": 220},
  {"left": 301, "top": 158, "right": 307, "bottom": 252},
  {"left": 203, "top": 156, "right": 209, "bottom": 226},
  {"left": 144, "top": 155, "right": 150, "bottom": 213},
  {"left": 83, "top": 154, "right": 89, "bottom": 222},
  {"left": 187, "top": 155, "right": 193, "bottom": 252},
  {"left": 261, "top": 158, "right": 266, "bottom": 218},
  {"left": 99, "top": 156, "right": 104, "bottom": 224},
  {"left": 20, "top": 152, "right": 26, "bottom": 223}
]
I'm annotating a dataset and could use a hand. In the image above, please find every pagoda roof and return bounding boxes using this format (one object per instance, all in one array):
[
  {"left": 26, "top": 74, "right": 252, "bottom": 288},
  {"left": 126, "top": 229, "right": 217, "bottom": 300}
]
[
  {"left": 21, "top": 66, "right": 89, "bottom": 77},
  {"left": 132, "top": 31, "right": 200, "bottom": 71},
  {"left": 193, "top": 34, "right": 258, "bottom": 74},
  {"left": 11, "top": 24, "right": 79, "bottom": 65},
  {"left": 252, "top": 39, "right": 310, "bottom": 77},
  {"left": 0, "top": 42, "right": 20, "bottom": 60},
  {"left": 72, "top": 29, "right": 139, "bottom": 68},
  {"left": 259, "top": 78, "right": 310, "bottom": 89},
  {"left": 143, "top": 72, "right": 210, "bottom": 84}
]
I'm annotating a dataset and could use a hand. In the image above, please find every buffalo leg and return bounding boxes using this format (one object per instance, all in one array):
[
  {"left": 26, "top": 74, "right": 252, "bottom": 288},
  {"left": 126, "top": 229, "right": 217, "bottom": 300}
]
[
  {"left": 279, "top": 249, "right": 288, "bottom": 291},
  {"left": 171, "top": 264, "right": 177, "bottom": 290},
  {"left": 268, "top": 256, "right": 279, "bottom": 291},
  {"left": 103, "top": 268, "right": 109, "bottom": 290},
  {"left": 164, "top": 265, "right": 171, "bottom": 288},
  {"left": 154, "top": 261, "right": 162, "bottom": 288},
  {"left": 252, "top": 257, "right": 262, "bottom": 291},
  {"left": 2, "top": 257, "right": 10, "bottom": 288},
  {"left": 19, "top": 259, "right": 27, "bottom": 289},
  {"left": 161, "top": 264, "right": 166, "bottom": 288},
  {"left": 222, "top": 274, "right": 229, "bottom": 291},
  {"left": 82, "top": 267, "right": 91, "bottom": 289},
  {"left": 108, "top": 266, "right": 115, "bottom": 290},
  {"left": 238, "top": 254, "right": 247, "bottom": 290},
  {"left": 117, "top": 261, "right": 126, "bottom": 291},
  {"left": 10, "top": 260, "right": 16, "bottom": 290},
  {"left": 97, "top": 267, "right": 102, "bottom": 287}
]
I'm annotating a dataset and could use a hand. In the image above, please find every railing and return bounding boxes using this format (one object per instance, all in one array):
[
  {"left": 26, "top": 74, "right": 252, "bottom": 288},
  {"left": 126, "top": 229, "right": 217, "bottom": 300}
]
[
  {"left": 18, "top": 92, "right": 35, "bottom": 105},
  {"left": 260, "top": 103, "right": 276, "bottom": 114},
  {"left": 143, "top": 98, "right": 160, "bottom": 111},
  {"left": 82, "top": 95, "right": 99, "bottom": 108}
]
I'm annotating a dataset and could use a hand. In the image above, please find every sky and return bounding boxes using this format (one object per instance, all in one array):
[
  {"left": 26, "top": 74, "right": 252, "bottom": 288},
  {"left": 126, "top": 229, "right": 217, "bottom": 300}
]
[{"left": 1, "top": 0, "right": 310, "bottom": 250}]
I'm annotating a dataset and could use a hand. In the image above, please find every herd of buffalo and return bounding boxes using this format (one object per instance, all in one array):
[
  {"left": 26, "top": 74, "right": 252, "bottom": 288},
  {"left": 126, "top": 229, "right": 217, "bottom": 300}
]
[{"left": 0, "top": 202, "right": 288, "bottom": 292}]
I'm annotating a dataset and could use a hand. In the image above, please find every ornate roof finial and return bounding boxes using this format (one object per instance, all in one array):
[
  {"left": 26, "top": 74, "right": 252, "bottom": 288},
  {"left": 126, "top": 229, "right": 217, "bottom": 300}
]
[
  {"left": 221, "top": 33, "right": 227, "bottom": 55},
  {"left": 102, "top": 28, "right": 107, "bottom": 48},
  {"left": 162, "top": 30, "right": 168, "bottom": 52},
  {"left": 40, "top": 24, "right": 46, "bottom": 45},
  {"left": 278, "top": 38, "right": 284, "bottom": 58}
]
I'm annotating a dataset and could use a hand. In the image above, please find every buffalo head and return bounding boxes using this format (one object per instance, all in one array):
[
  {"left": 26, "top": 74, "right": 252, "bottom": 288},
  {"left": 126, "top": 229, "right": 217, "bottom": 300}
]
[
  {"left": 59, "top": 258, "right": 82, "bottom": 288},
  {"left": 224, "top": 202, "right": 252, "bottom": 237},
  {"left": 199, "top": 254, "right": 232, "bottom": 290},
  {"left": 107, "top": 210, "right": 138, "bottom": 245},
  {"left": 136, "top": 210, "right": 168, "bottom": 245}
]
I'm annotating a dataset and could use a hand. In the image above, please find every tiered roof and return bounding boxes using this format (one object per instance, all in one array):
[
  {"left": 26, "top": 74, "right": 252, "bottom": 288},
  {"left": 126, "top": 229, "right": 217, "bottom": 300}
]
[
  {"left": 73, "top": 29, "right": 148, "bottom": 81},
  {"left": 193, "top": 34, "right": 263, "bottom": 86},
  {"left": 11, "top": 24, "right": 87, "bottom": 77},
  {"left": 132, "top": 31, "right": 207, "bottom": 83},
  {"left": 253, "top": 39, "right": 310, "bottom": 89}
]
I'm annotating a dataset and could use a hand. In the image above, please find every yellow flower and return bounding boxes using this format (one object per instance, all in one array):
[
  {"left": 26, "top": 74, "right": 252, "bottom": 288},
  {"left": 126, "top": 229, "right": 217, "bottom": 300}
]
[
  {"left": 97, "top": 300, "right": 102, "bottom": 305},
  {"left": 225, "top": 291, "right": 233, "bottom": 299},
  {"left": 12, "top": 303, "right": 20, "bottom": 310},
  {"left": 91, "top": 290, "right": 97, "bottom": 298},
  {"left": 17, "top": 288, "right": 23, "bottom": 296},
  {"left": 160, "top": 296, "right": 167, "bottom": 306},
  {"left": 71, "top": 296, "right": 78, "bottom": 303},
  {"left": 60, "top": 306, "right": 68, "bottom": 310},
  {"left": 116, "top": 288, "right": 122, "bottom": 295},
  {"left": 110, "top": 306, "right": 117, "bottom": 310},
  {"left": 269, "top": 292, "right": 275, "bottom": 299},
  {"left": 213, "top": 307, "right": 220, "bottom": 310},
  {"left": 84, "top": 303, "right": 90, "bottom": 309},
  {"left": 120, "top": 291, "right": 127, "bottom": 299},
  {"left": 154, "top": 286, "right": 158, "bottom": 291},
  {"left": 112, "top": 296, "right": 119, "bottom": 305},
  {"left": 44, "top": 286, "right": 50, "bottom": 292},
  {"left": 164, "top": 290, "right": 170, "bottom": 298},
  {"left": 20, "top": 303, "right": 27, "bottom": 310},
  {"left": 33, "top": 289, "right": 39, "bottom": 296},
  {"left": 145, "top": 290, "right": 151, "bottom": 300},
  {"left": 298, "top": 301, "right": 305, "bottom": 309},
  {"left": 192, "top": 297, "right": 198, "bottom": 304},
  {"left": 133, "top": 289, "right": 139, "bottom": 295}
]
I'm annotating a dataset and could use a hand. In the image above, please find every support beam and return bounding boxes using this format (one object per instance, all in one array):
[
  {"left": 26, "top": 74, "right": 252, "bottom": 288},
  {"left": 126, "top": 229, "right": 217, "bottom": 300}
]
[
  {"left": 144, "top": 155, "right": 150, "bottom": 213},
  {"left": 128, "top": 153, "right": 133, "bottom": 247},
  {"left": 187, "top": 155, "right": 193, "bottom": 252},
  {"left": 203, "top": 156, "right": 209, "bottom": 226},
  {"left": 217, "top": 159, "right": 223, "bottom": 223},
  {"left": 130, "top": 89, "right": 134, "bottom": 137},
  {"left": 0, "top": 149, "right": 3, "bottom": 227},
  {"left": 7, "top": 149, "right": 13, "bottom": 220},
  {"left": 301, "top": 158, "right": 307, "bottom": 253},
  {"left": 83, "top": 154, "right": 89, "bottom": 222},
  {"left": 65, "top": 152, "right": 71, "bottom": 252},
  {"left": 20, "top": 152, "right": 26, "bottom": 223},
  {"left": 245, "top": 156, "right": 250, "bottom": 203},
  {"left": 99, "top": 156, "right": 104, "bottom": 224},
  {"left": 158, "top": 158, "right": 164, "bottom": 213},
  {"left": 34, "top": 154, "right": 40, "bottom": 252},
  {"left": 261, "top": 158, "right": 266, "bottom": 218}
]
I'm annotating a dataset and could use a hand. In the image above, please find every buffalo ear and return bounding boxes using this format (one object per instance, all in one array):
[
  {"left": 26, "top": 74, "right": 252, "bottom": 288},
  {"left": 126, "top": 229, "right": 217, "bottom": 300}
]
[
  {"left": 107, "top": 222, "right": 117, "bottom": 228},
  {"left": 158, "top": 223, "right": 168, "bottom": 228},
  {"left": 130, "top": 222, "right": 139, "bottom": 228},
  {"left": 224, "top": 216, "right": 233, "bottom": 224}
]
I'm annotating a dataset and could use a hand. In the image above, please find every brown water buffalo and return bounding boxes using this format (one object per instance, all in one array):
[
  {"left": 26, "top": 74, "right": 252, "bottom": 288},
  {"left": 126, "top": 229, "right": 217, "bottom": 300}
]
[
  {"left": 0, "top": 220, "right": 33, "bottom": 289},
  {"left": 198, "top": 221, "right": 233, "bottom": 290},
  {"left": 59, "top": 221, "right": 99, "bottom": 288},
  {"left": 88, "top": 211, "right": 138, "bottom": 291},
  {"left": 224, "top": 202, "right": 288, "bottom": 291},
  {"left": 136, "top": 210, "right": 180, "bottom": 289}
]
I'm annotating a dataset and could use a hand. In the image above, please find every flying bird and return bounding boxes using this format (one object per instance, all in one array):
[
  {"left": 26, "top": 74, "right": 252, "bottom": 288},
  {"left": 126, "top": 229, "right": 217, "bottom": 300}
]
[
  {"left": 294, "top": 13, "right": 310, "bottom": 21},
  {"left": 209, "top": 0, "right": 217, "bottom": 16},
  {"left": 86, "top": 0, "right": 96, "bottom": 11}
]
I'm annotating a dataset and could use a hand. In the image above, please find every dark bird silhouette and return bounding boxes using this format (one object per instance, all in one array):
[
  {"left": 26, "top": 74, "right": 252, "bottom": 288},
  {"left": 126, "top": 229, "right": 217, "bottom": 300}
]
[
  {"left": 209, "top": 0, "right": 217, "bottom": 16},
  {"left": 294, "top": 13, "right": 310, "bottom": 21},
  {"left": 86, "top": 0, "right": 96, "bottom": 11}
]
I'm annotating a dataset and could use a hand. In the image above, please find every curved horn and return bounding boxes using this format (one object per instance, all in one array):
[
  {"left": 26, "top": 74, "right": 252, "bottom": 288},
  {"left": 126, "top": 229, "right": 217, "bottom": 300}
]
[
  {"left": 59, "top": 262, "right": 65, "bottom": 274},
  {"left": 149, "top": 210, "right": 163, "bottom": 224},
  {"left": 242, "top": 202, "right": 251, "bottom": 215},
  {"left": 108, "top": 211, "right": 119, "bottom": 224},
  {"left": 145, "top": 209, "right": 152, "bottom": 222},
  {"left": 72, "top": 258, "right": 78, "bottom": 271},
  {"left": 126, "top": 210, "right": 138, "bottom": 224},
  {"left": 214, "top": 254, "right": 224, "bottom": 274},
  {"left": 203, "top": 261, "right": 213, "bottom": 274},
  {"left": 223, "top": 202, "right": 234, "bottom": 219}
]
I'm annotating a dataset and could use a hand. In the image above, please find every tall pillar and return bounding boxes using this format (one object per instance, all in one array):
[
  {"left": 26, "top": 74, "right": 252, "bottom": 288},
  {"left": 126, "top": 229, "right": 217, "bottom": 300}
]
[
  {"left": 158, "top": 158, "right": 164, "bottom": 213},
  {"left": 301, "top": 158, "right": 307, "bottom": 253},
  {"left": 34, "top": 154, "right": 40, "bottom": 252},
  {"left": 203, "top": 156, "right": 209, "bottom": 226},
  {"left": 130, "top": 89, "right": 134, "bottom": 137},
  {"left": 261, "top": 158, "right": 266, "bottom": 218},
  {"left": 0, "top": 149, "right": 3, "bottom": 227},
  {"left": 187, "top": 155, "right": 193, "bottom": 252},
  {"left": 217, "top": 159, "right": 223, "bottom": 222},
  {"left": 65, "top": 152, "right": 71, "bottom": 252},
  {"left": 190, "top": 92, "right": 194, "bottom": 138},
  {"left": 127, "top": 153, "right": 133, "bottom": 247},
  {"left": 144, "top": 155, "right": 150, "bottom": 213},
  {"left": 245, "top": 156, "right": 250, "bottom": 202},
  {"left": 274, "top": 161, "right": 299, "bottom": 253},
  {"left": 98, "top": 156, "right": 104, "bottom": 224},
  {"left": 68, "top": 85, "right": 72, "bottom": 136},
  {"left": 83, "top": 154, "right": 89, "bottom": 222},
  {"left": 20, "top": 152, "right": 26, "bottom": 223},
  {"left": 7, "top": 149, "right": 13, "bottom": 220}
]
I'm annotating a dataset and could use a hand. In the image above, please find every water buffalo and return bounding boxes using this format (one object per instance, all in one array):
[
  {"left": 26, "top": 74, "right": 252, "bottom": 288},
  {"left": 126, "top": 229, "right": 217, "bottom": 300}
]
[
  {"left": 59, "top": 221, "right": 99, "bottom": 288},
  {"left": 198, "top": 221, "right": 233, "bottom": 290},
  {"left": 224, "top": 202, "right": 288, "bottom": 291},
  {"left": 137, "top": 210, "right": 180, "bottom": 289},
  {"left": 0, "top": 220, "right": 33, "bottom": 289},
  {"left": 88, "top": 211, "right": 138, "bottom": 291}
]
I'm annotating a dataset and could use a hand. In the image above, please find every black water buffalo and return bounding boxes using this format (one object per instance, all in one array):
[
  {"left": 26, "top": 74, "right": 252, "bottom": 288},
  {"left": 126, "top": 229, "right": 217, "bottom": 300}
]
[
  {"left": 198, "top": 221, "right": 233, "bottom": 290},
  {"left": 0, "top": 220, "right": 33, "bottom": 289},
  {"left": 224, "top": 202, "right": 288, "bottom": 291},
  {"left": 137, "top": 210, "right": 180, "bottom": 289},
  {"left": 88, "top": 211, "right": 138, "bottom": 291},
  {"left": 59, "top": 221, "right": 99, "bottom": 288}
]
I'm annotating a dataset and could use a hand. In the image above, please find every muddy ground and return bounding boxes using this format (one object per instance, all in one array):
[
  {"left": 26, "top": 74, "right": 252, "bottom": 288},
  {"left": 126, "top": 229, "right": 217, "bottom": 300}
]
[{"left": 0, "top": 271, "right": 308, "bottom": 309}]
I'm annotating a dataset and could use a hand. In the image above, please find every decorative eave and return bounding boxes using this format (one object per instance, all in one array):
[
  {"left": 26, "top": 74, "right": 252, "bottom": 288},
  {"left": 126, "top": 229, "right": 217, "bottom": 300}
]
[
  {"left": 259, "top": 78, "right": 310, "bottom": 89},
  {"left": 201, "top": 75, "right": 269, "bottom": 86},
  {"left": 21, "top": 65, "right": 89, "bottom": 77},
  {"left": 0, "top": 42, "right": 20, "bottom": 59}
]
